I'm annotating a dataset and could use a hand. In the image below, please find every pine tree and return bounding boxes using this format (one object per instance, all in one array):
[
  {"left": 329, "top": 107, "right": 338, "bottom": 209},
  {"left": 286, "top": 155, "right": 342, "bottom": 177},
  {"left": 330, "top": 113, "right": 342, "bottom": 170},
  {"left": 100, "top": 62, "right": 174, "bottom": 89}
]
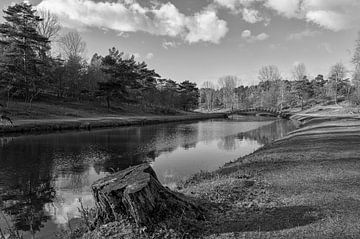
[
  {"left": 0, "top": 2, "right": 50, "bottom": 103},
  {"left": 179, "top": 81, "right": 200, "bottom": 111},
  {"left": 97, "top": 47, "right": 160, "bottom": 109}
]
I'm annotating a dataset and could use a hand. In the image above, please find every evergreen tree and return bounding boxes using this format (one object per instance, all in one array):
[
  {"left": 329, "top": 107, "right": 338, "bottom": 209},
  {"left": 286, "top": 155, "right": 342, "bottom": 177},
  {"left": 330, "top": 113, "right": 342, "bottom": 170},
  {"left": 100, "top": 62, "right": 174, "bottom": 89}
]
[
  {"left": 179, "top": 81, "right": 200, "bottom": 111},
  {"left": 0, "top": 3, "right": 50, "bottom": 103},
  {"left": 97, "top": 47, "right": 160, "bottom": 109}
]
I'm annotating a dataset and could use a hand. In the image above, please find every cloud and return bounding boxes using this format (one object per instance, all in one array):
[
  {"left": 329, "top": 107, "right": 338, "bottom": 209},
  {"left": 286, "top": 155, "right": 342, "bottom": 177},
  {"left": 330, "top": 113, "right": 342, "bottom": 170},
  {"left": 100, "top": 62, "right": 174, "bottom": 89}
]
[
  {"left": 305, "top": 10, "right": 348, "bottom": 31},
  {"left": 241, "top": 30, "right": 269, "bottom": 42},
  {"left": 185, "top": 10, "right": 228, "bottom": 44},
  {"left": 242, "top": 8, "right": 263, "bottom": 23},
  {"left": 117, "top": 32, "right": 130, "bottom": 38},
  {"left": 214, "top": 0, "right": 360, "bottom": 31},
  {"left": 162, "top": 41, "right": 179, "bottom": 49},
  {"left": 214, "top": 0, "right": 263, "bottom": 10},
  {"left": 265, "top": 0, "right": 302, "bottom": 18},
  {"left": 36, "top": 0, "right": 228, "bottom": 44},
  {"left": 264, "top": 0, "right": 360, "bottom": 31},
  {"left": 287, "top": 29, "right": 320, "bottom": 40},
  {"left": 214, "top": 0, "right": 266, "bottom": 23},
  {"left": 241, "top": 29, "right": 252, "bottom": 38}
]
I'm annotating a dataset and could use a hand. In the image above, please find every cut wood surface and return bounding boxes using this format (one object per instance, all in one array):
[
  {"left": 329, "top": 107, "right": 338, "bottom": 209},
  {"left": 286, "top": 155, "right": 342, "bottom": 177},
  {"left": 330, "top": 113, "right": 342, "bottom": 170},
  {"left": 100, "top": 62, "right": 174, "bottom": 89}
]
[{"left": 92, "top": 164, "right": 205, "bottom": 227}]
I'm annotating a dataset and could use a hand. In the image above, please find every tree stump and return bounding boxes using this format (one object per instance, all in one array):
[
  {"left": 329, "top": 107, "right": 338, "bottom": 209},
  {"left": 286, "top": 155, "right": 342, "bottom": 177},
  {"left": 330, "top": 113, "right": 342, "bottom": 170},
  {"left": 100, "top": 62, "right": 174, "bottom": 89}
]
[{"left": 92, "top": 164, "right": 204, "bottom": 227}]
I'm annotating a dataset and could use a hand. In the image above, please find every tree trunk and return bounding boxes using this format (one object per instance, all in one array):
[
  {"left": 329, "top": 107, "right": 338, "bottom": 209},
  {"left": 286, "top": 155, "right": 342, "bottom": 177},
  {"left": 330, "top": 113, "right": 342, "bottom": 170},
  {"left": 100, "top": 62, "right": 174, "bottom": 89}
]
[{"left": 91, "top": 164, "right": 205, "bottom": 227}]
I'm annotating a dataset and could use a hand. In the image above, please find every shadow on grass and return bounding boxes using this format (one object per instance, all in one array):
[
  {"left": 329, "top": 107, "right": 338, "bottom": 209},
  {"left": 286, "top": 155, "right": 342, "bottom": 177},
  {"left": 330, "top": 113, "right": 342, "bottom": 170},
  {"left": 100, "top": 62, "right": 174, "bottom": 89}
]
[{"left": 208, "top": 205, "right": 321, "bottom": 234}]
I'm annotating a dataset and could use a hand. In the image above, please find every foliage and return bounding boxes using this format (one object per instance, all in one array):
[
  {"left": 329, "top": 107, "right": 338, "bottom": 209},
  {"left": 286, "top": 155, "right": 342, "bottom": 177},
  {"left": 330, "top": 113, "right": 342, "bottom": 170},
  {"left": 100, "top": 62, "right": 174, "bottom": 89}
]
[
  {"left": 0, "top": 3, "right": 200, "bottom": 113},
  {"left": 178, "top": 81, "right": 200, "bottom": 111},
  {"left": 97, "top": 47, "right": 159, "bottom": 108},
  {"left": 0, "top": 2, "right": 51, "bottom": 103}
]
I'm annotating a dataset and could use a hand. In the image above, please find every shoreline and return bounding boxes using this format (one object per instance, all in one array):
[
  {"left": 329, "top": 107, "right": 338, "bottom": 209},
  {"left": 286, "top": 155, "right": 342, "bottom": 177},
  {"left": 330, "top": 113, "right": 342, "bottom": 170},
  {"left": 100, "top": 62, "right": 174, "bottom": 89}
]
[
  {"left": 80, "top": 109, "right": 360, "bottom": 238},
  {"left": 0, "top": 113, "right": 227, "bottom": 136},
  {"left": 177, "top": 112, "right": 360, "bottom": 238}
]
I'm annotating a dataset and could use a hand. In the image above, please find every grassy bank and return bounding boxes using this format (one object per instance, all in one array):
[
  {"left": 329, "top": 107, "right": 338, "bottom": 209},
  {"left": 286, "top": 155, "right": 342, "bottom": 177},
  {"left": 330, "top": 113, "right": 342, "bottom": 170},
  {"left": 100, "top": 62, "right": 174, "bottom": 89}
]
[
  {"left": 0, "top": 100, "right": 226, "bottom": 135},
  {"left": 175, "top": 105, "right": 360, "bottom": 238}
]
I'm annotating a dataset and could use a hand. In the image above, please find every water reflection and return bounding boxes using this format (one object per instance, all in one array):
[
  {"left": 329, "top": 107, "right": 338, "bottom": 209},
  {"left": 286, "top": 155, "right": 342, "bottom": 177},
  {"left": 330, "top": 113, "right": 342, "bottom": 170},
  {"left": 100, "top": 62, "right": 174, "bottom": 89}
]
[{"left": 0, "top": 118, "right": 296, "bottom": 238}]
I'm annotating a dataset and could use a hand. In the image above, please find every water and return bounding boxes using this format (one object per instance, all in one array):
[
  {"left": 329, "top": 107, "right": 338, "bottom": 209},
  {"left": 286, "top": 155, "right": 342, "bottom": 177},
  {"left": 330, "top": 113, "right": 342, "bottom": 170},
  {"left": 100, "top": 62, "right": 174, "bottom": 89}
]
[{"left": 0, "top": 117, "right": 296, "bottom": 238}]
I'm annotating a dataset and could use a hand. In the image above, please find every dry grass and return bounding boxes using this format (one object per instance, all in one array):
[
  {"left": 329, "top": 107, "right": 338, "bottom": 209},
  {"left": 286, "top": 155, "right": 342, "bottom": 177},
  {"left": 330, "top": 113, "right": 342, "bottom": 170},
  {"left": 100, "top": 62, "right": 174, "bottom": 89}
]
[{"left": 201, "top": 115, "right": 360, "bottom": 239}]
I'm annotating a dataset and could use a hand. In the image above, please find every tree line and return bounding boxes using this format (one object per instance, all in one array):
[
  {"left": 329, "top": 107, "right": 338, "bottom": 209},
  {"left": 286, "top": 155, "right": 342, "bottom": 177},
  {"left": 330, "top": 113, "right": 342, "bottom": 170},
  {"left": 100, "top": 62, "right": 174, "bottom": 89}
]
[
  {"left": 0, "top": 3, "right": 199, "bottom": 112},
  {"left": 201, "top": 51, "right": 360, "bottom": 111}
]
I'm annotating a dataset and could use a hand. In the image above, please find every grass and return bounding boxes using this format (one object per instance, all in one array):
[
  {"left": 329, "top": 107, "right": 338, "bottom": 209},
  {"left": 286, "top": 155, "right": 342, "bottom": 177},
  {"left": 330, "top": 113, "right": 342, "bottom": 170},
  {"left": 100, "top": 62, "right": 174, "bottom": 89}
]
[
  {"left": 170, "top": 106, "right": 360, "bottom": 238},
  {"left": 198, "top": 114, "right": 360, "bottom": 238},
  {"left": 2, "top": 98, "right": 187, "bottom": 120}
]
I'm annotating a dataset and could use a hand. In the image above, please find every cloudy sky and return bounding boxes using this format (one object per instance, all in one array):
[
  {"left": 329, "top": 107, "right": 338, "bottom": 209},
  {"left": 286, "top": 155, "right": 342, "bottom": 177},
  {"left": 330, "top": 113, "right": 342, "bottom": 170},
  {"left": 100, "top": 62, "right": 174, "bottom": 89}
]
[{"left": 1, "top": 0, "right": 359, "bottom": 86}]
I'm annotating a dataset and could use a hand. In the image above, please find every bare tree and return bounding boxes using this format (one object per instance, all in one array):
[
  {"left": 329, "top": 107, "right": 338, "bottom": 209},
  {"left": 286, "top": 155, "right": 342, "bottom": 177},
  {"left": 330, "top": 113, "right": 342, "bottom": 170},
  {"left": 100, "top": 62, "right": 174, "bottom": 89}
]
[
  {"left": 329, "top": 62, "right": 347, "bottom": 104},
  {"left": 258, "top": 65, "right": 281, "bottom": 82},
  {"left": 352, "top": 67, "right": 360, "bottom": 104},
  {"left": 351, "top": 32, "right": 360, "bottom": 104},
  {"left": 257, "top": 65, "right": 281, "bottom": 107},
  {"left": 352, "top": 32, "right": 360, "bottom": 68},
  {"left": 202, "top": 81, "right": 216, "bottom": 111},
  {"left": 36, "top": 9, "right": 61, "bottom": 41},
  {"left": 58, "top": 31, "right": 86, "bottom": 58},
  {"left": 218, "top": 76, "right": 238, "bottom": 110},
  {"left": 292, "top": 63, "right": 307, "bottom": 81},
  {"left": 278, "top": 80, "right": 288, "bottom": 110}
]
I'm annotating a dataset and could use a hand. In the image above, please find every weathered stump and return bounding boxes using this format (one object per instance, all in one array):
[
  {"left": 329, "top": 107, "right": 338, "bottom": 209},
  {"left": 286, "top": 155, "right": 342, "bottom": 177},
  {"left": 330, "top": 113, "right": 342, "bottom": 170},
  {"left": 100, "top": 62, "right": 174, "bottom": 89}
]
[{"left": 92, "top": 164, "right": 204, "bottom": 227}]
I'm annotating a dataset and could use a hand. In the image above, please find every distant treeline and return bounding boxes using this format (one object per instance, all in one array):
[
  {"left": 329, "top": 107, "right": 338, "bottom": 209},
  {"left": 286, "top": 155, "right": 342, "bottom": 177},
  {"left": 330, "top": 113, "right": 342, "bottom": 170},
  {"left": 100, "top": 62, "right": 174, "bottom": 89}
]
[
  {"left": 0, "top": 3, "right": 199, "bottom": 112},
  {"left": 201, "top": 59, "right": 360, "bottom": 111}
]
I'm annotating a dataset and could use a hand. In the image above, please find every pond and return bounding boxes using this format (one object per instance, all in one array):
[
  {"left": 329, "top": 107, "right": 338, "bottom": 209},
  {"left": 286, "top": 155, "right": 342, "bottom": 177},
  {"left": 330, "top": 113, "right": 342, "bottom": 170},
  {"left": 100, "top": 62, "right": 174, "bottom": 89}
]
[{"left": 0, "top": 117, "right": 297, "bottom": 238}]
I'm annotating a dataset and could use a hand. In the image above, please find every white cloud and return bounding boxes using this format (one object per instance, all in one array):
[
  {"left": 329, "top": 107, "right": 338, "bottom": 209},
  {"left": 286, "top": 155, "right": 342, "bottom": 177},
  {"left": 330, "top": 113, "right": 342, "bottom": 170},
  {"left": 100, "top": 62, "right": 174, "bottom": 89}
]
[
  {"left": 36, "top": 0, "right": 228, "bottom": 44},
  {"left": 264, "top": 0, "right": 360, "bottom": 31},
  {"left": 185, "top": 10, "right": 228, "bottom": 44},
  {"left": 265, "top": 0, "right": 302, "bottom": 18},
  {"left": 241, "top": 29, "right": 252, "bottom": 38},
  {"left": 305, "top": 10, "right": 348, "bottom": 31},
  {"left": 117, "top": 32, "right": 130, "bottom": 38},
  {"left": 214, "top": 0, "right": 360, "bottom": 31},
  {"left": 241, "top": 30, "right": 269, "bottom": 42},
  {"left": 242, "top": 8, "right": 263, "bottom": 23},
  {"left": 256, "top": 32, "right": 269, "bottom": 40},
  {"left": 162, "top": 41, "right": 179, "bottom": 49},
  {"left": 214, "top": 0, "right": 263, "bottom": 10},
  {"left": 214, "top": 0, "right": 266, "bottom": 23},
  {"left": 287, "top": 29, "right": 320, "bottom": 40}
]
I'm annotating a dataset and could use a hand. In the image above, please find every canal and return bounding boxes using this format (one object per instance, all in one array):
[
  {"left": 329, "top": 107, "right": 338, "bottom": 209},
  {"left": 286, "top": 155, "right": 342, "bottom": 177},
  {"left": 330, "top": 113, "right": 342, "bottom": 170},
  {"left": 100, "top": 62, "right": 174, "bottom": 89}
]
[{"left": 0, "top": 117, "right": 297, "bottom": 238}]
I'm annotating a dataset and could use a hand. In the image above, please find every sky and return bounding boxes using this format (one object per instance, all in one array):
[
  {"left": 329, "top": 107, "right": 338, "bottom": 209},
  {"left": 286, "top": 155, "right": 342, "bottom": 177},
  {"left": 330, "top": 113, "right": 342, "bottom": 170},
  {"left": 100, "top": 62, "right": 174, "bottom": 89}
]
[{"left": 1, "top": 0, "right": 359, "bottom": 86}]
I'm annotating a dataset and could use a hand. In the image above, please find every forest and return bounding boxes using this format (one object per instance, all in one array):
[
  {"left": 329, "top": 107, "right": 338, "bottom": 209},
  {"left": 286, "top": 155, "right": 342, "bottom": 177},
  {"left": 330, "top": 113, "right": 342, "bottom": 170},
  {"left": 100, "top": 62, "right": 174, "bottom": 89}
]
[
  {"left": 0, "top": 3, "right": 200, "bottom": 115},
  {"left": 200, "top": 60, "right": 359, "bottom": 112},
  {"left": 200, "top": 35, "right": 360, "bottom": 112}
]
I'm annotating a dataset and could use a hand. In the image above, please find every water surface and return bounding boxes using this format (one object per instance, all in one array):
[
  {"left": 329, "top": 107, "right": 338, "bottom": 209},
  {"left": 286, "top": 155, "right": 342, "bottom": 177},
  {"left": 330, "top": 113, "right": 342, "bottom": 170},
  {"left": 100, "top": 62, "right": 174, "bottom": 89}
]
[{"left": 0, "top": 117, "right": 296, "bottom": 238}]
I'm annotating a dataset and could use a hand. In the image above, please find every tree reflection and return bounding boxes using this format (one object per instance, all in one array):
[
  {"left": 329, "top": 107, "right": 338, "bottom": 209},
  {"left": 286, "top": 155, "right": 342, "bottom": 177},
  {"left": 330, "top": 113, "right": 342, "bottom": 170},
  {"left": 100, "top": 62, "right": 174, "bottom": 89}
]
[
  {"left": 237, "top": 119, "right": 297, "bottom": 145},
  {"left": 0, "top": 137, "right": 56, "bottom": 236},
  {"left": 1, "top": 177, "right": 55, "bottom": 236}
]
